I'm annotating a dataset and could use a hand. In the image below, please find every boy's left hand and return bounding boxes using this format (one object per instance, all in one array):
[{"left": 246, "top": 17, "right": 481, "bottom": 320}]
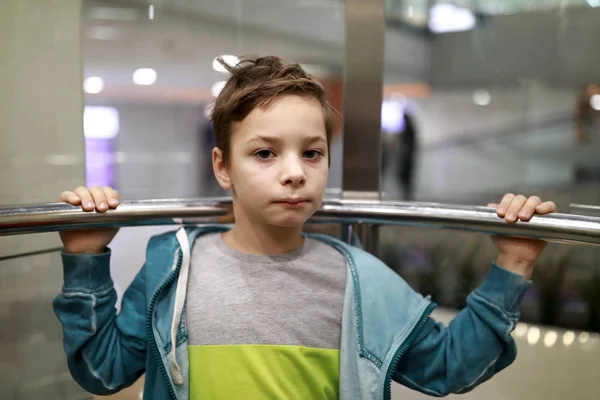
[{"left": 488, "top": 193, "right": 557, "bottom": 279}]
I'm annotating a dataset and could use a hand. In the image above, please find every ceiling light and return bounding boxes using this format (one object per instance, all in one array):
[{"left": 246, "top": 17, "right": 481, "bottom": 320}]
[
  {"left": 473, "top": 89, "right": 491, "bottom": 106},
  {"left": 429, "top": 3, "right": 476, "bottom": 34},
  {"left": 84, "top": 106, "right": 120, "bottom": 139},
  {"left": 133, "top": 68, "right": 157, "bottom": 86},
  {"left": 590, "top": 94, "right": 600, "bottom": 111},
  {"left": 587, "top": 0, "right": 600, "bottom": 8},
  {"left": 212, "top": 55, "right": 239, "bottom": 73},
  {"left": 83, "top": 77, "right": 105, "bottom": 94},
  {"left": 211, "top": 81, "right": 227, "bottom": 97}
]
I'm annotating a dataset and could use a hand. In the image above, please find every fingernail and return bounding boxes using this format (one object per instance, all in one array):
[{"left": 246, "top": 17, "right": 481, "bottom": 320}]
[
  {"left": 497, "top": 208, "right": 504, "bottom": 214},
  {"left": 507, "top": 213, "right": 515, "bottom": 220},
  {"left": 99, "top": 202, "right": 107, "bottom": 209},
  {"left": 109, "top": 199, "right": 118, "bottom": 206},
  {"left": 519, "top": 211, "right": 527, "bottom": 218},
  {"left": 86, "top": 202, "right": 94, "bottom": 208}
]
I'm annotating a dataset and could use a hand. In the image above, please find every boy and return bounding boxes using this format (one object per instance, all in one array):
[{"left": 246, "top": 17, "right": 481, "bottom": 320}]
[{"left": 54, "top": 56, "right": 556, "bottom": 400}]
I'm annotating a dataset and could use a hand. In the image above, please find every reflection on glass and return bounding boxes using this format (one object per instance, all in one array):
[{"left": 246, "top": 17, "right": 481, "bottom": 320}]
[
  {"left": 544, "top": 331, "right": 558, "bottom": 348},
  {"left": 579, "top": 331, "right": 591, "bottom": 344},
  {"left": 514, "top": 322, "right": 528, "bottom": 338},
  {"left": 563, "top": 331, "right": 576, "bottom": 347},
  {"left": 527, "top": 327, "right": 541, "bottom": 345}
]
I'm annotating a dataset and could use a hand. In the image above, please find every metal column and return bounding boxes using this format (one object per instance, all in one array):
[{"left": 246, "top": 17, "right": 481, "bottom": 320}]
[
  {"left": 342, "top": 0, "right": 386, "bottom": 200},
  {"left": 342, "top": 0, "right": 386, "bottom": 249}
]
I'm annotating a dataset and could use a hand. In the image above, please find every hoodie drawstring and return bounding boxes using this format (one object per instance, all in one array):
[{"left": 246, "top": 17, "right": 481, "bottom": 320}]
[{"left": 169, "top": 227, "right": 191, "bottom": 385}]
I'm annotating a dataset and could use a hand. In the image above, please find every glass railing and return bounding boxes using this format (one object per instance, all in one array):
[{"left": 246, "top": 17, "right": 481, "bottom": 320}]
[
  {"left": 2, "top": 204, "right": 600, "bottom": 399},
  {"left": 0, "top": 250, "right": 90, "bottom": 400},
  {"left": 389, "top": 115, "right": 600, "bottom": 203}
]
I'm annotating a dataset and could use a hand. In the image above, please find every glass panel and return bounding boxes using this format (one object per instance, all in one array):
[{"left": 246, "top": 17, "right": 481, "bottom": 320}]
[
  {"left": 381, "top": 0, "right": 600, "bottom": 397},
  {"left": 378, "top": 226, "right": 600, "bottom": 399},
  {"left": 381, "top": 2, "right": 600, "bottom": 202},
  {"left": 0, "top": 226, "right": 173, "bottom": 400},
  {"left": 386, "top": 0, "right": 430, "bottom": 28},
  {"left": 81, "top": 0, "right": 345, "bottom": 199},
  {"left": 0, "top": 1, "right": 85, "bottom": 208},
  {"left": 0, "top": 251, "right": 91, "bottom": 400}
]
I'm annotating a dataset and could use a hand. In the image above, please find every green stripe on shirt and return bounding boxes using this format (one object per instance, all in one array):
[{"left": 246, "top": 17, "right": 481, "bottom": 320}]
[{"left": 189, "top": 344, "right": 340, "bottom": 399}]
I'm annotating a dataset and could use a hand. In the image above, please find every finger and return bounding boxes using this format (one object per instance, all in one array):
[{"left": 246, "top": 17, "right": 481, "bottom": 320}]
[
  {"left": 74, "top": 187, "right": 95, "bottom": 211},
  {"left": 505, "top": 195, "right": 527, "bottom": 223},
  {"left": 518, "top": 196, "right": 541, "bottom": 221},
  {"left": 536, "top": 201, "right": 557, "bottom": 214},
  {"left": 103, "top": 186, "right": 120, "bottom": 208},
  {"left": 496, "top": 193, "right": 515, "bottom": 217},
  {"left": 89, "top": 186, "right": 109, "bottom": 213},
  {"left": 60, "top": 190, "right": 81, "bottom": 205}
]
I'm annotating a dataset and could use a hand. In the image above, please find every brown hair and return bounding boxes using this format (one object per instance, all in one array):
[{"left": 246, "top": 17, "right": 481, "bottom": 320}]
[{"left": 210, "top": 56, "right": 335, "bottom": 165}]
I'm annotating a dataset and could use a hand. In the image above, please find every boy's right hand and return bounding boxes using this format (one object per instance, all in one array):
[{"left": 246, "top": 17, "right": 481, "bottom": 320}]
[{"left": 59, "top": 186, "right": 121, "bottom": 254}]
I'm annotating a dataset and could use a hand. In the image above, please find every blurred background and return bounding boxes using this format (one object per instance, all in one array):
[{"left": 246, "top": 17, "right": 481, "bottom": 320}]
[{"left": 1, "top": 0, "right": 600, "bottom": 399}]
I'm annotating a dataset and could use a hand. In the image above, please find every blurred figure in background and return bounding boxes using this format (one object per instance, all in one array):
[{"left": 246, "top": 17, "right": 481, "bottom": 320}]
[
  {"left": 398, "top": 113, "right": 418, "bottom": 201},
  {"left": 381, "top": 100, "right": 419, "bottom": 201}
]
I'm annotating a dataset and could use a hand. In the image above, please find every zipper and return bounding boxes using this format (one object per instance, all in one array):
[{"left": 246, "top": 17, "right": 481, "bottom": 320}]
[
  {"left": 146, "top": 248, "right": 183, "bottom": 400},
  {"left": 383, "top": 301, "right": 436, "bottom": 400}
]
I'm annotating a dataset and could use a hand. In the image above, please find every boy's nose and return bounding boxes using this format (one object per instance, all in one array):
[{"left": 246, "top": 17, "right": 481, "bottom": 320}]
[{"left": 280, "top": 157, "right": 307, "bottom": 186}]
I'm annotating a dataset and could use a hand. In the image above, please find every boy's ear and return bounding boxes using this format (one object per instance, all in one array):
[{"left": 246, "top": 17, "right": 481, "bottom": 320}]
[{"left": 212, "top": 147, "right": 232, "bottom": 190}]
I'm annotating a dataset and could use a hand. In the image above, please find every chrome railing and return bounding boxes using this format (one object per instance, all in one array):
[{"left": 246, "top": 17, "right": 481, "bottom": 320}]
[
  {"left": 571, "top": 203, "right": 600, "bottom": 213},
  {"left": 2, "top": 198, "right": 600, "bottom": 246}
]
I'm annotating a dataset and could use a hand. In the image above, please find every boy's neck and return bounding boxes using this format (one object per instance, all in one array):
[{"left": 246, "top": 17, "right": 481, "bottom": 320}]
[{"left": 222, "top": 218, "right": 304, "bottom": 256}]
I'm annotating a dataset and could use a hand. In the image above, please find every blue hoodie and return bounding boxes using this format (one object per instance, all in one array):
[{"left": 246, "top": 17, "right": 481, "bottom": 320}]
[{"left": 53, "top": 225, "right": 530, "bottom": 399}]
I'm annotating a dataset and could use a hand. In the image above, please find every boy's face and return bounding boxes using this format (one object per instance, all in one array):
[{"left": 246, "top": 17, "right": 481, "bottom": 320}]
[{"left": 213, "top": 95, "right": 329, "bottom": 229}]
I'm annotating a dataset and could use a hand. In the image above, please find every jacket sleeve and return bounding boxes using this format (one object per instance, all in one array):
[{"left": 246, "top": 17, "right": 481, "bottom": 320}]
[
  {"left": 52, "top": 248, "right": 147, "bottom": 395},
  {"left": 393, "top": 264, "right": 531, "bottom": 397}
]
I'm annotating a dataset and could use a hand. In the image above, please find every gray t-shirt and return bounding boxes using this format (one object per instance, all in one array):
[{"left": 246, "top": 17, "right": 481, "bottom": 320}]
[
  {"left": 185, "top": 232, "right": 347, "bottom": 348},
  {"left": 184, "top": 233, "right": 348, "bottom": 399}
]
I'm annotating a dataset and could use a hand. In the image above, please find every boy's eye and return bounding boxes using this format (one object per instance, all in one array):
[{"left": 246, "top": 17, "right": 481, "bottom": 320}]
[
  {"left": 304, "top": 149, "right": 323, "bottom": 159},
  {"left": 255, "top": 149, "right": 274, "bottom": 159}
]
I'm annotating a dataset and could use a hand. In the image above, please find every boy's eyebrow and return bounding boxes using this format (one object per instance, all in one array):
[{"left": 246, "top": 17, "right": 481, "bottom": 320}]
[
  {"left": 245, "top": 135, "right": 326, "bottom": 145},
  {"left": 304, "top": 135, "right": 327, "bottom": 144},
  {"left": 245, "top": 135, "right": 281, "bottom": 145}
]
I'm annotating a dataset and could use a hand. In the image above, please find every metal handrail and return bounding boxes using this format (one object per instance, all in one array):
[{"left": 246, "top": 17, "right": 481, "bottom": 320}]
[
  {"left": 2, "top": 198, "right": 600, "bottom": 246},
  {"left": 571, "top": 203, "right": 600, "bottom": 212}
]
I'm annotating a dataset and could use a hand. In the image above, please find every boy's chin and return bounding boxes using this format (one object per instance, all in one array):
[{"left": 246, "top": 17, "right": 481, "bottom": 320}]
[{"left": 268, "top": 215, "right": 311, "bottom": 229}]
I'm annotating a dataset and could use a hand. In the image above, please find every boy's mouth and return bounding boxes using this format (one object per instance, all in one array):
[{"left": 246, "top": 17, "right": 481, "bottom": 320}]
[{"left": 275, "top": 198, "right": 310, "bottom": 206}]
